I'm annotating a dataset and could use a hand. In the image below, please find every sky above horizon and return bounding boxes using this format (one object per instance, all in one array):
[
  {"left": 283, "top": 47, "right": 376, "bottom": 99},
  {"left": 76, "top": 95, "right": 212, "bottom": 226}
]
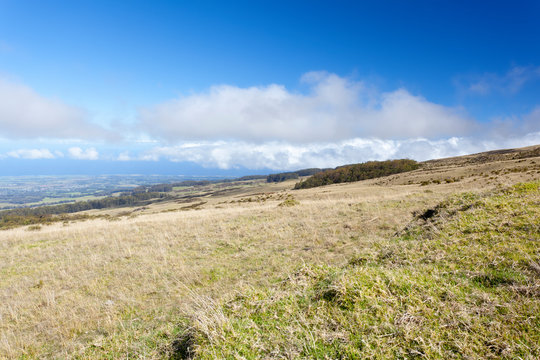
[{"left": 0, "top": 0, "right": 539, "bottom": 175}]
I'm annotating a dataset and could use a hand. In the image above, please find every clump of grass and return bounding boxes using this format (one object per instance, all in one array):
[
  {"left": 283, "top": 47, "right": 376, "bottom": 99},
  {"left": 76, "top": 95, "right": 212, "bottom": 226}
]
[
  {"left": 278, "top": 195, "right": 299, "bottom": 207},
  {"left": 181, "top": 181, "right": 540, "bottom": 359}
]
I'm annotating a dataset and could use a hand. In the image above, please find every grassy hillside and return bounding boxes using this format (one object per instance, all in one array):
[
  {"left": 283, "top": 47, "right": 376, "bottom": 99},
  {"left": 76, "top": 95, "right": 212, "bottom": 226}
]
[
  {"left": 2, "top": 178, "right": 429, "bottom": 359},
  {"left": 178, "top": 182, "right": 540, "bottom": 359},
  {"left": 0, "top": 147, "right": 539, "bottom": 359}
]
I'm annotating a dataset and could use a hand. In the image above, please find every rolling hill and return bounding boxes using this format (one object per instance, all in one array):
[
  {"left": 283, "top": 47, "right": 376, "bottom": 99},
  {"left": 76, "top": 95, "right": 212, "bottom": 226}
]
[{"left": 0, "top": 145, "right": 539, "bottom": 359}]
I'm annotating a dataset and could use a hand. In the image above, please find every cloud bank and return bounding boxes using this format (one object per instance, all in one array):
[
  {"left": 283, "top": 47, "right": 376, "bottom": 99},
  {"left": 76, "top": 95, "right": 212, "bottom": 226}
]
[
  {"left": 0, "top": 78, "right": 111, "bottom": 140},
  {"left": 140, "top": 131, "right": 540, "bottom": 170},
  {"left": 139, "top": 72, "right": 473, "bottom": 143},
  {"left": 134, "top": 71, "right": 540, "bottom": 170},
  {"left": 1, "top": 71, "right": 539, "bottom": 172}
]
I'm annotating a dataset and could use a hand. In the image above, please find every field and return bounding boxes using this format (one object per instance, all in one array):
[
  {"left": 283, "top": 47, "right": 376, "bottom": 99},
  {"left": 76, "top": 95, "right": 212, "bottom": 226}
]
[{"left": 0, "top": 146, "right": 539, "bottom": 359}]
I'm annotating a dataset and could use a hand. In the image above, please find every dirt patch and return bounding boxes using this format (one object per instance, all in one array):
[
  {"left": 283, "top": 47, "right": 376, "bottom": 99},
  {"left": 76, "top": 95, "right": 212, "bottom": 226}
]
[
  {"left": 418, "top": 208, "right": 437, "bottom": 221},
  {"left": 181, "top": 201, "right": 207, "bottom": 211},
  {"left": 169, "top": 329, "right": 197, "bottom": 359}
]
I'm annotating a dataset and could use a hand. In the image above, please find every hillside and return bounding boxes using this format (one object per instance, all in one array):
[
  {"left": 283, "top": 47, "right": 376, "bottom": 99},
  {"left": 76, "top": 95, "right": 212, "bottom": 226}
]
[
  {"left": 421, "top": 144, "right": 540, "bottom": 169},
  {"left": 182, "top": 182, "right": 540, "bottom": 358},
  {"left": 0, "top": 145, "right": 539, "bottom": 359}
]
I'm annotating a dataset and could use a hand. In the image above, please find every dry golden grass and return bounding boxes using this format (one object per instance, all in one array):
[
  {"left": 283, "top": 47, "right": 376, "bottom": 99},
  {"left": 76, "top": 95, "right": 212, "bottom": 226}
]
[
  {"left": 0, "top": 183, "right": 442, "bottom": 358},
  {"left": 0, "top": 151, "right": 539, "bottom": 358}
]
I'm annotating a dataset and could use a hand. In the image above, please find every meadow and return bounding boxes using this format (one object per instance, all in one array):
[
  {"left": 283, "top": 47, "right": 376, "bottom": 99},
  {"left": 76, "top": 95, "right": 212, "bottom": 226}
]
[{"left": 0, "top": 147, "right": 539, "bottom": 359}]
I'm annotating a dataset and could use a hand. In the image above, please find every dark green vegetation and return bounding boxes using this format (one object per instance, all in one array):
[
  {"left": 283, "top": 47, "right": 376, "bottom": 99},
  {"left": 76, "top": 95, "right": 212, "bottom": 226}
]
[
  {"left": 178, "top": 181, "right": 540, "bottom": 359},
  {"left": 294, "top": 159, "right": 419, "bottom": 189},
  {"left": 267, "top": 168, "right": 326, "bottom": 183}
]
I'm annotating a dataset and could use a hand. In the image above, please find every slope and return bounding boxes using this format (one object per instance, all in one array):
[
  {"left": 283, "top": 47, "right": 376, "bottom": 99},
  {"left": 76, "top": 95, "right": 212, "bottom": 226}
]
[{"left": 180, "top": 182, "right": 540, "bottom": 359}]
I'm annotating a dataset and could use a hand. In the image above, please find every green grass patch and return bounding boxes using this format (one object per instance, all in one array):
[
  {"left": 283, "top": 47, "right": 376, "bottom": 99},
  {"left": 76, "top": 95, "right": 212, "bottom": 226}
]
[{"left": 180, "top": 181, "right": 540, "bottom": 359}]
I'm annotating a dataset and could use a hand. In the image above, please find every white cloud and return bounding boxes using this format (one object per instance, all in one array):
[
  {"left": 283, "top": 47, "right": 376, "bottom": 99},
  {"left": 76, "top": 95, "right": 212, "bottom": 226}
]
[
  {"left": 117, "top": 151, "right": 131, "bottom": 161},
  {"left": 140, "top": 132, "right": 540, "bottom": 170},
  {"left": 0, "top": 78, "right": 112, "bottom": 140},
  {"left": 485, "top": 106, "right": 540, "bottom": 138},
  {"left": 461, "top": 65, "right": 540, "bottom": 95},
  {"left": 139, "top": 72, "right": 473, "bottom": 143},
  {"left": 6, "top": 148, "right": 56, "bottom": 159},
  {"left": 68, "top": 147, "right": 99, "bottom": 160}
]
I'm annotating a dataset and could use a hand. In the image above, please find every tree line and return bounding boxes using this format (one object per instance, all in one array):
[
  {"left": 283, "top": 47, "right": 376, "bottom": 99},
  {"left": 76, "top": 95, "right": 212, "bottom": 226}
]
[
  {"left": 267, "top": 168, "right": 326, "bottom": 183},
  {"left": 293, "top": 159, "right": 419, "bottom": 189}
]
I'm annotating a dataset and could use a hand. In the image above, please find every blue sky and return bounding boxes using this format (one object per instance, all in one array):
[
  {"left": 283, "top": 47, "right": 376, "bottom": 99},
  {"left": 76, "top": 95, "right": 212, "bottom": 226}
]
[{"left": 0, "top": 0, "right": 539, "bottom": 175}]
